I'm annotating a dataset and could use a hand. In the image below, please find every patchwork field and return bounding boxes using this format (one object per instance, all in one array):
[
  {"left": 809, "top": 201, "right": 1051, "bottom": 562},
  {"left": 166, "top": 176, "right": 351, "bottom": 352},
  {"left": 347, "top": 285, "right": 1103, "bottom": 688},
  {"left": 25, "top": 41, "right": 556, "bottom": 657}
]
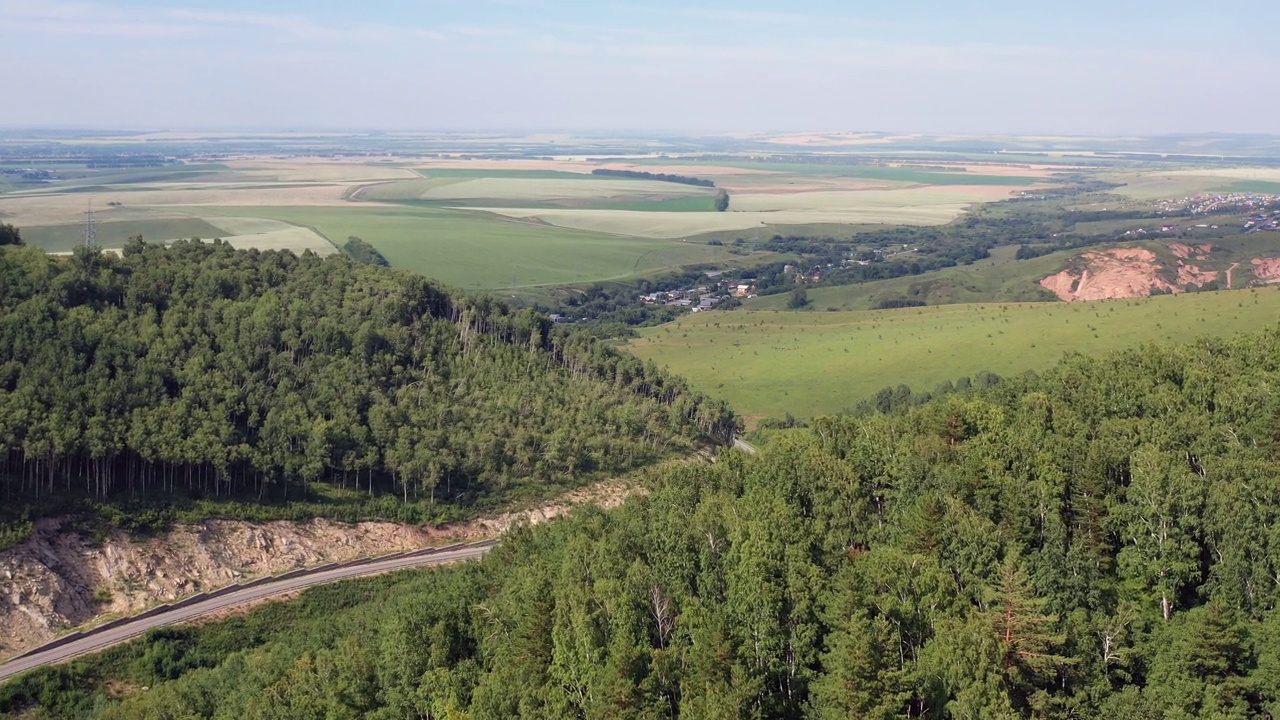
[
  {"left": 44, "top": 151, "right": 1280, "bottom": 302},
  {"left": 625, "top": 288, "right": 1280, "bottom": 422},
  {"left": 197, "top": 206, "right": 730, "bottom": 290},
  {"left": 2, "top": 154, "right": 1057, "bottom": 291},
  {"left": 478, "top": 191, "right": 986, "bottom": 238},
  {"left": 463, "top": 163, "right": 1045, "bottom": 238}
]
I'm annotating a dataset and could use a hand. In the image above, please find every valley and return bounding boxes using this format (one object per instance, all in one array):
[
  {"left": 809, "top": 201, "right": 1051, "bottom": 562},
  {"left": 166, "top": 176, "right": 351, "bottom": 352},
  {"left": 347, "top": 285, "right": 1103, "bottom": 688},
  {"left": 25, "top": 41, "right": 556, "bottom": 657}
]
[{"left": 4, "top": 130, "right": 1280, "bottom": 718}]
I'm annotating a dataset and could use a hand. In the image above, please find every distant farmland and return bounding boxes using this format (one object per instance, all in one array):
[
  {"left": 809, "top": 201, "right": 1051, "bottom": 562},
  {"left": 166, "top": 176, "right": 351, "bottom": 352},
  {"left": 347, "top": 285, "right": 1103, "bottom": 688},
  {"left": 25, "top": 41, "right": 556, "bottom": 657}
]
[
  {"left": 198, "top": 205, "right": 732, "bottom": 291},
  {"left": 625, "top": 288, "right": 1280, "bottom": 422},
  {"left": 0, "top": 154, "right": 1051, "bottom": 291}
]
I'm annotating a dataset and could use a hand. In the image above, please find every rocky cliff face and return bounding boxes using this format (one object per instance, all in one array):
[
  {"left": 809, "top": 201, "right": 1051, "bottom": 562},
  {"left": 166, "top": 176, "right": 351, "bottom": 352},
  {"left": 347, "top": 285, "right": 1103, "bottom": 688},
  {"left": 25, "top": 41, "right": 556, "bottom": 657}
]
[
  {"left": 0, "top": 517, "right": 435, "bottom": 660},
  {"left": 0, "top": 481, "right": 633, "bottom": 661}
]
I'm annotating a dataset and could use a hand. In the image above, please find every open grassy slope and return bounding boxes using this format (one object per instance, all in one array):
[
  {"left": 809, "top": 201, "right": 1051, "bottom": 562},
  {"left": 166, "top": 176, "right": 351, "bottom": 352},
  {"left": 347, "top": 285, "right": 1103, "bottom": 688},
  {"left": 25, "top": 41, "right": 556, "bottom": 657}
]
[{"left": 625, "top": 287, "right": 1280, "bottom": 422}]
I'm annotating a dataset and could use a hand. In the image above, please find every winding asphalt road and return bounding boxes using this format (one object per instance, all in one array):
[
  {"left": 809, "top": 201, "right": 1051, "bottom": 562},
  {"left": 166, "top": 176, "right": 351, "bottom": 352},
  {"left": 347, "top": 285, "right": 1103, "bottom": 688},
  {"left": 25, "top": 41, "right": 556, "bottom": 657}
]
[{"left": 0, "top": 540, "right": 496, "bottom": 683}]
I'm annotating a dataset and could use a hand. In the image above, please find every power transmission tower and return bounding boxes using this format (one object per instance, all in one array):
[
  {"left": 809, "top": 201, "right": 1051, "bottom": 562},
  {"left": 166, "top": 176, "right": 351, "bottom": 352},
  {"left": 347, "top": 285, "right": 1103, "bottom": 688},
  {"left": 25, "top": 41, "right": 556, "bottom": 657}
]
[{"left": 83, "top": 201, "right": 97, "bottom": 247}]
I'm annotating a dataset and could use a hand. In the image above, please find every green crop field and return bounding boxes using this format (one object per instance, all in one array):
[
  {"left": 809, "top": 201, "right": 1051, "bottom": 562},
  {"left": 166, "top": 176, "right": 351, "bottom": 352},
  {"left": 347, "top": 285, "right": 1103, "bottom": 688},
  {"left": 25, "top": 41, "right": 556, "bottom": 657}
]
[
  {"left": 625, "top": 287, "right": 1280, "bottom": 422},
  {"left": 198, "top": 205, "right": 734, "bottom": 290},
  {"left": 21, "top": 218, "right": 230, "bottom": 252},
  {"left": 1222, "top": 180, "right": 1280, "bottom": 194}
]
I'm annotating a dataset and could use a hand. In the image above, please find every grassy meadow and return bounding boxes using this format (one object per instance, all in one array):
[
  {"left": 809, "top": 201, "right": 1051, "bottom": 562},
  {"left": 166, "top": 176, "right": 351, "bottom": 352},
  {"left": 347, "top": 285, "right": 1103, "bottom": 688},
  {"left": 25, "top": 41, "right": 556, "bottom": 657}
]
[{"left": 625, "top": 287, "right": 1280, "bottom": 423}]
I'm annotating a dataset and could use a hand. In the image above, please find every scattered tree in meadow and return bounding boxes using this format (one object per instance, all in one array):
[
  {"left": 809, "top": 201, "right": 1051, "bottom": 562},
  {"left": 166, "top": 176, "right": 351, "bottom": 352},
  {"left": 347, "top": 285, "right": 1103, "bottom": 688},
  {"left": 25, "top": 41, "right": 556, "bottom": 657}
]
[{"left": 788, "top": 287, "right": 809, "bottom": 309}]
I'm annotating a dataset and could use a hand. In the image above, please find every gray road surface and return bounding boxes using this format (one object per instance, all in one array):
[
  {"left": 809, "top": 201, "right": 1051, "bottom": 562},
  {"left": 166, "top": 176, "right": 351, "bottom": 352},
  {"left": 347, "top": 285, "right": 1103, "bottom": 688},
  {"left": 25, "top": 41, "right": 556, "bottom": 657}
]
[
  {"left": 733, "top": 437, "right": 759, "bottom": 455},
  {"left": 0, "top": 541, "right": 495, "bottom": 683}
]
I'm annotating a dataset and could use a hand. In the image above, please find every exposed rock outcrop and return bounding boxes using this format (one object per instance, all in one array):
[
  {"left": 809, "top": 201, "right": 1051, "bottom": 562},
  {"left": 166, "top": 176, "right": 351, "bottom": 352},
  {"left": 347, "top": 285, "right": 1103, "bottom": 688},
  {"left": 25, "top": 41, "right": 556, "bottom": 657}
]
[{"left": 0, "top": 481, "right": 633, "bottom": 660}]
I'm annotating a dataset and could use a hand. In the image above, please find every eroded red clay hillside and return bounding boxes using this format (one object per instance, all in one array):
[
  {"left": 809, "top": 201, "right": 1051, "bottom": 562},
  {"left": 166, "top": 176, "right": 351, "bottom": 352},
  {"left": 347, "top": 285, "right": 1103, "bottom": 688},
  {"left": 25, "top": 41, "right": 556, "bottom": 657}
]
[
  {"left": 1252, "top": 257, "right": 1280, "bottom": 283},
  {"left": 1040, "top": 248, "right": 1182, "bottom": 302},
  {"left": 1042, "top": 243, "right": 1280, "bottom": 302}
]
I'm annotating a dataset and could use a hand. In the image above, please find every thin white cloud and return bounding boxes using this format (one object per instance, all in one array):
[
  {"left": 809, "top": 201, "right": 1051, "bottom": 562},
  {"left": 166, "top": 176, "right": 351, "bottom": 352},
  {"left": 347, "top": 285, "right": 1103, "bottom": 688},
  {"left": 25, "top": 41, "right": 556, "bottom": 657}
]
[
  {"left": 0, "top": 0, "right": 450, "bottom": 43},
  {"left": 163, "top": 8, "right": 342, "bottom": 40},
  {"left": 667, "top": 7, "right": 823, "bottom": 25},
  {"left": 444, "top": 24, "right": 522, "bottom": 39}
]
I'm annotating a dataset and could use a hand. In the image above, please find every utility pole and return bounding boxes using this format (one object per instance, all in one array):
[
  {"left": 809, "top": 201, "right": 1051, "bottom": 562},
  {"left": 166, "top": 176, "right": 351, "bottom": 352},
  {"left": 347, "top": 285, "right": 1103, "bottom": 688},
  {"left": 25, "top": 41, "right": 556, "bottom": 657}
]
[{"left": 83, "top": 201, "right": 97, "bottom": 247}]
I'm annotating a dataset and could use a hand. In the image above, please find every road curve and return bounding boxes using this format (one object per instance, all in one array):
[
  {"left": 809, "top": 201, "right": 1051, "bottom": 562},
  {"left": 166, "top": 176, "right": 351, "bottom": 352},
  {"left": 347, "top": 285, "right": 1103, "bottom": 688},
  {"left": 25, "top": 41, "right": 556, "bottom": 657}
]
[{"left": 0, "top": 541, "right": 496, "bottom": 683}]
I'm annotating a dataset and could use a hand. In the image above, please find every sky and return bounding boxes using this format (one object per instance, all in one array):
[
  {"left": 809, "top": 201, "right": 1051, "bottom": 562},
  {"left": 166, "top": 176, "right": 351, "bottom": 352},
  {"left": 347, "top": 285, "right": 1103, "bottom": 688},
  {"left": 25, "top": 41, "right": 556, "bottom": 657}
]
[{"left": 1, "top": 0, "right": 1278, "bottom": 135}]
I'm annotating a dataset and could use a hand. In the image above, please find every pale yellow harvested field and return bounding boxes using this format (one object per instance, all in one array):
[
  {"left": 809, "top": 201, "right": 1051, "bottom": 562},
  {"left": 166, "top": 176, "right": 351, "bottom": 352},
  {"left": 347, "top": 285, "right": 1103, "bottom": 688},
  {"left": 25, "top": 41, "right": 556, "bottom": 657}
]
[
  {"left": 477, "top": 206, "right": 965, "bottom": 238},
  {"left": 204, "top": 216, "right": 299, "bottom": 235},
  {"left": 597, "top": 163, "right": 780, "bottom": 176},
  {"left": 45, "top": 227, "right": 333, "bottom": 256},
  {"left": 218, "top": 227, "right": 336, "bottom": 255},
  {"left": 419, "top": 178, "right": 713, "bottom": 202},
  {"left": 931, "top": 163, "right": 1066, "bottom": 178},
  {"left": 352, "top": 178, "right": 469, "bottom": 201},
  {"left": 0, "top": 185, "right": 365, "bottom": 226},
  {"left": 474, "top": 184, "right": 1008, "bottom": 237},
  {"left": 0, "top": 203, "right": 169, "bottom": 227},
  {"left": 728, "top": 186, "right": 1016, "bottom": 213},
  {"left": 718, "top": 177, "right": 910, "bottom": 193},
  {"left": 1160, "top": 168, "right": 1280, "bottom": 182},
  {"left": 220, "top": 160, "right": 420, "bottom": 183},
  {"left": 416, "top": 159, "right": 595, "bottom": 173}
]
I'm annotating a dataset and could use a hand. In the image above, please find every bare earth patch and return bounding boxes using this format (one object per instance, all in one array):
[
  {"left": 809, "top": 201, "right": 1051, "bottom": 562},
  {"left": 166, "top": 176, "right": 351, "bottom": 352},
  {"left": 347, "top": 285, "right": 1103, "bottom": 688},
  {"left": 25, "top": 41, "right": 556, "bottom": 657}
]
[
  {"left": 1252, "top": 258, "right": 1280, "bottom": 283},
  {"left": 1177, "top": 264, "right": 1219, "bottom": 287},
  {"left": 1170, "top": 242, "right": 1214, "bottom": 260},
  {"left": 1040, "top": 248, "right": 1181, "bottom": 301}
]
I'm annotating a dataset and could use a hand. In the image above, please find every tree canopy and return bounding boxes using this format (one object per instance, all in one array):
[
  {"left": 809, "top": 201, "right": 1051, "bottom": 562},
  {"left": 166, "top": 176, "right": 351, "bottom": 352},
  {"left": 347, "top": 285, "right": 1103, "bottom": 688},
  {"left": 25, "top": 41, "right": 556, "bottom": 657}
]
[
  {"left": 0, "top": 223, "right": 21, "bottom": 247},
  {"left": 11, "top": 324, "right": 1280, "bottom": 718},
  {"left": 0, "top": 241, "right": 736, "bottom": 526}
]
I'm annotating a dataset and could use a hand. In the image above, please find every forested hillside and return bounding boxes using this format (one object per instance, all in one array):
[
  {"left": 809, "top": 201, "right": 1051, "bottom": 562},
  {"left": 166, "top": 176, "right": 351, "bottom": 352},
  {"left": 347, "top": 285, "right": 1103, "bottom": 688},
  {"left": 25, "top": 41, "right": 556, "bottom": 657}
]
[
  {"left": 0, "top": 240, "right": 735, "bottom": 532},
  {"left": 10, "top": 328, "right": 1280, "bottom": 718}
]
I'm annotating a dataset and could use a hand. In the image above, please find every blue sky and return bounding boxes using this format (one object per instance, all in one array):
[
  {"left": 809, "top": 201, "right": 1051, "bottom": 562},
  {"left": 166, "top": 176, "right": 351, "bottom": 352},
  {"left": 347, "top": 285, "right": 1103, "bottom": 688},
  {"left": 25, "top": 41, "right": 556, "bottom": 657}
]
[{"left": 1, "top": 0, "right": 1277, "bottom": 134}]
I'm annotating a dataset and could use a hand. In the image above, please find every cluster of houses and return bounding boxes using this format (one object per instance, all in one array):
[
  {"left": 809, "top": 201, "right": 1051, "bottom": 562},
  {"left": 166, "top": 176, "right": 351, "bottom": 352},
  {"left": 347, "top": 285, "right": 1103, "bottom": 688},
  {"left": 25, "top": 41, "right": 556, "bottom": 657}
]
[
  {"left": 1117, "top": 194, "right": 1280, "bottom": 236},
  {"left": 641, "top": 279, "right": 760, "bottom": 313},
  {"left": 1154, "top": 192, "right": 1280, "bottom": 217},
  {"left": 0, "top": 168, "right": 57, "bottom": 183},
  {"left": 1244, "top": 211, "right": 1280, "bottom": 233}
]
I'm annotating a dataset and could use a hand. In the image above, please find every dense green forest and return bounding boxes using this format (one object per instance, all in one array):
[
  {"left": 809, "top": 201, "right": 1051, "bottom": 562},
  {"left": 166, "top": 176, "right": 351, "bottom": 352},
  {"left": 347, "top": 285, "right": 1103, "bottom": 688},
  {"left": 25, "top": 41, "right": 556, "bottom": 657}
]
[
  {"left": 9, "top": 327, "right": 1280, "bottom": 718},
  {"left": 0, "top": 240, "right": 736, "bottom": 536}
]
